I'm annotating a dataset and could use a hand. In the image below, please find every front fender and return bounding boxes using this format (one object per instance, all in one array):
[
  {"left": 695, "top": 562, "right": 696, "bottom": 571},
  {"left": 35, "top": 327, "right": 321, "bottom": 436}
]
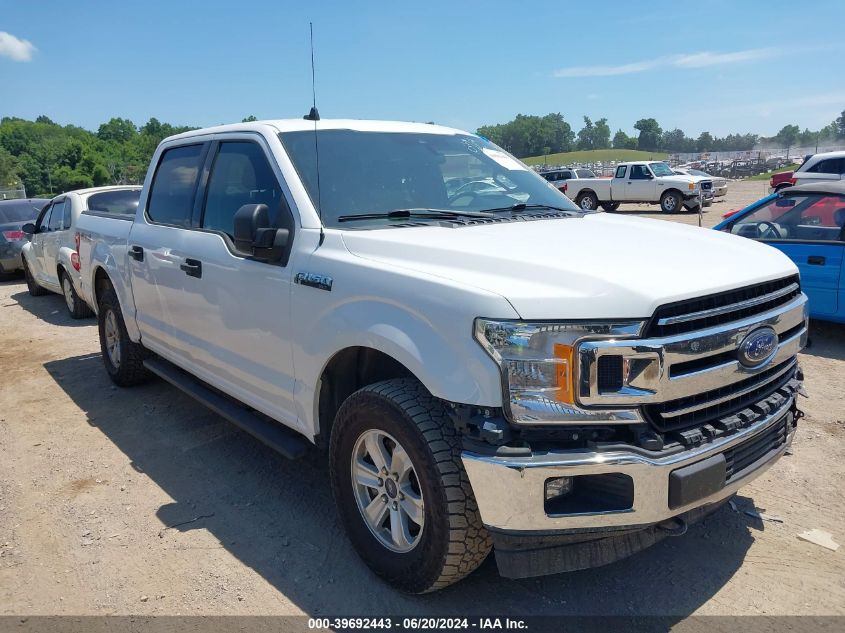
[{"left": 293, "top": 294, "right": 515, "bottom": 436}]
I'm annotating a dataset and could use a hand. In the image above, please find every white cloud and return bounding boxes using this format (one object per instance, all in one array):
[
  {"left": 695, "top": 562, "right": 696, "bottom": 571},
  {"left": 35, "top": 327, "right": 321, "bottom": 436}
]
[
  {"left": 673, "top": 48, "right": 776, "bottom": 68},
  {"left": 553, "top": 60, "right": 660, "bottom": 78},
  {"left": 553, "top": 48, "right": 780, "bottom": 78},
  {"left": 0, "top": 31, "right": 36, "bottom": 62}
]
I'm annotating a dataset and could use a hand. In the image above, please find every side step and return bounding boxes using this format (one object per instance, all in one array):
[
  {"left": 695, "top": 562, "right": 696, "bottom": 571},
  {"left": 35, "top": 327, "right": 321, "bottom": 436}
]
[{"left": 143, "top": 357, "right": 309, "bottom": 459}]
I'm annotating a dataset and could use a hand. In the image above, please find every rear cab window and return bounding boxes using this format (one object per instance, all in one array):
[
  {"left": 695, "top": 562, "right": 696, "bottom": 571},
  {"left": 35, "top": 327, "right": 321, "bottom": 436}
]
[
  {"left": 87, "top": 190, "right": 141, "bottom": 217},
  {"left": 615, "top": 166, "right": 627, "bottom": 178},
  {"left": 146, "top": 144, "right": 206, "bottom": 227}
]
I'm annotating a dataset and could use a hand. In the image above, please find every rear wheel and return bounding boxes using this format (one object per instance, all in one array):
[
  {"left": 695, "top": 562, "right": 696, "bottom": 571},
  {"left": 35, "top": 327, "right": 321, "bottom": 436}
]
[
  {"left": 23, "top": 258, "right": 48, "bottom": 296},
  {"left": 576, "top": 191, "right": 599, "bottom": 211},
  {"left": 660, "top": 191, "right": 682, "bottom": 213},
  {"left": 330, "top": 378, "right": 491, "bottom": 593},
  {"left": 61, "top": 271, "right": 94, "bottom": 319},
  {"left": 98, "top": 286, "right": 149, "bottom": 386}
]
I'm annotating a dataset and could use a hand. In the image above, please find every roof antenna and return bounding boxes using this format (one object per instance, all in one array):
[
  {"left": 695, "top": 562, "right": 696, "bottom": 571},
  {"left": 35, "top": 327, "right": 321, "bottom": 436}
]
[{"left": 304, "top": 22, "right": 324, "bottom": 244}]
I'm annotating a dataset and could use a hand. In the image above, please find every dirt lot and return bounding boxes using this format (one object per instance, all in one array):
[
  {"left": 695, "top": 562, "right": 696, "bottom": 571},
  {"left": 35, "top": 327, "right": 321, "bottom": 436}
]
[{"left": 1, "top": 179, "right": 843, "bottom": 618}]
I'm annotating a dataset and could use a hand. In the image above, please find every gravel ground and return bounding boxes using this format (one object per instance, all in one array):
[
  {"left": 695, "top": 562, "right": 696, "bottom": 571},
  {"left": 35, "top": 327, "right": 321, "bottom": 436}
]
[{"left": 1, "top": 179, "right": 843, "bottom": 618}]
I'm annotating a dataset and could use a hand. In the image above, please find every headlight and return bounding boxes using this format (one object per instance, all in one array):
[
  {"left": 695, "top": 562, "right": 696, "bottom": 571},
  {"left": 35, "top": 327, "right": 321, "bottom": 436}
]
[{"left": 474, "top": 319, "right": 645, "bottom": 425}]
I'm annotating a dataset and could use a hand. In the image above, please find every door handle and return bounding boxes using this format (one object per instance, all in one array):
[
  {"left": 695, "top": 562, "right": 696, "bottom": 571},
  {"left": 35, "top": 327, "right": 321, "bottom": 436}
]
[
  {"left": 129, "top": 245, "right": 144, "bottom": 262},
  {"left": 807, "top": 255, "right": 825, "bottom": 266},
  {"left": 180, "top": 258, "right": 202, "bottom": 278}
]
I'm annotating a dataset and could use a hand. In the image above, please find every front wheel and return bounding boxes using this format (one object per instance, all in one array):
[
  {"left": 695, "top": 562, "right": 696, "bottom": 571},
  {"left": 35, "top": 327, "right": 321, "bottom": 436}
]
[
  {"left": 329, "top": 379, "right": 491, "bottom": 593},
  {"left": 600, "top": 202, "right": 620, "bottom": 212},
  {"left": 660, "top": 191, "right": 682, "bottom": 213}
]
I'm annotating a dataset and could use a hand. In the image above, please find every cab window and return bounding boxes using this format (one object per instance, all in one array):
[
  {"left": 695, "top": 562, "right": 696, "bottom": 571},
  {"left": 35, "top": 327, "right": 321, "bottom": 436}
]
[
  {"left": 630, "top": 165, "right": 651, "bottom": 180},
  {"left": 615, "top": 165, "right": 627, "bottom": 178},
  {"left": 729, "top": 193, "right": 845, "bottom": 241},
  {"left": 48, "top": 200, "right": 66, "bottom": 231},
  {"left": 147, "top": 144, "right": 205, "bottom": 227},
  {"left": 807, "top": 158, "right": 845, "bottom": 175},
  {"left": 201, "top": 141, "right": 291, "bottom": 240}
]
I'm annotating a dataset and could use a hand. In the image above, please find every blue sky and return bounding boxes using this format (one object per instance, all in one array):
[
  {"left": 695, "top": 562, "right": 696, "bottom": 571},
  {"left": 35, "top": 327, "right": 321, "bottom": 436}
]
[{"left": 1, "top": 0, "right": 843, "bottom": 137}]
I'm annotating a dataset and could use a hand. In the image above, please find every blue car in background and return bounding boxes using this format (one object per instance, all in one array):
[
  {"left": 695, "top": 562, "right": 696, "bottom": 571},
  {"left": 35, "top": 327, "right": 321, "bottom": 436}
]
[{"left": 714, "top": 181, "right": 845, "bottom": 323}]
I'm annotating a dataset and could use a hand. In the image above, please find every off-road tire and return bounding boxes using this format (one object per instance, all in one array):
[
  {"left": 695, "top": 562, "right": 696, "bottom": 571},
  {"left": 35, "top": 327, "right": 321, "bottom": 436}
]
[
  {"left": 97, "top": 286, "right": 149, "bottom": 386},
  {"left": 600, "top": 202, "right": 620, "bottom": 212},
  {"left": 660, "top": 191, "right": 682, "bottom": 213},
  {"left": 329, "top": 378, "right": 491, "bottom": 593},
  {"left": 576, "top": 191, "right": 599, "bottom": 211},
  {"left": 61, "top": 270, "right": 94, "bottom": 319},
  {"left": 23, "top": 258, "right": 48, "bottom": 296}
]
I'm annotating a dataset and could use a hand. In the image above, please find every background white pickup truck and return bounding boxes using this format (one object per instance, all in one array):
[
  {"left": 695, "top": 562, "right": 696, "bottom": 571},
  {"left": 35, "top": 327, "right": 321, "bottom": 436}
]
[
  {"left": 566, "top": 160, "right": 711, "bottom": 213},
  {"left": 75, "top": 119, "right": 807, "bottom": 592}
]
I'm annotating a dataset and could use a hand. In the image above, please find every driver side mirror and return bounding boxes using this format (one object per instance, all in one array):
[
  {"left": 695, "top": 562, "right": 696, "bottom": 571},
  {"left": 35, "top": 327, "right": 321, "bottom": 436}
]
[
  {"left": 21, "top": 223, "right": 36, "bottom": 235},
  {"left": 233, "top": 204, "right": 289, "bottom": 263}
]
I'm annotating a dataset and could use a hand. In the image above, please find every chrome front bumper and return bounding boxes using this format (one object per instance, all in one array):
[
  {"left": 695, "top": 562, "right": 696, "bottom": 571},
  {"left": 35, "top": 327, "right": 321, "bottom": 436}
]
[{"left": 462, "top": 398, "right": 795, "bottom": 532}]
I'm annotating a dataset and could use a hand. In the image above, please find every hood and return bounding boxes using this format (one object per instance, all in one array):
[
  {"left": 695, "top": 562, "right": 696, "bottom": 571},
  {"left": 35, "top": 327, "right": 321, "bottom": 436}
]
[
  {"left": 341, "top": 213, "right": 798, "bottom": 320},
  {"left": 664, "top": 174, "right": 704, "bottom": 186}
]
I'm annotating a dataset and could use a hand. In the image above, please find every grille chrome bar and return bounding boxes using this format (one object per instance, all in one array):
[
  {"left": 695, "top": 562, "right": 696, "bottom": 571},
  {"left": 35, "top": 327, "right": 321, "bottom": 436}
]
[
  {"left": 659, "top": 359, "right": 797, "bottom": 419},
  {"left": 656, "top": 282, "right": 800, "bottom": 326},
  {"left": 577, "top": 293, "right": 808, "bottom": 407}
]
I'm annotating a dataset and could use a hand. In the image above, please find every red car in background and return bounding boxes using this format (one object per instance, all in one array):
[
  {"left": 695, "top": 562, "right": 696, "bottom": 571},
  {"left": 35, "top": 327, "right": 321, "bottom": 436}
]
[{"left": 771, "top": 170, "right": 795, "bottom": 192}]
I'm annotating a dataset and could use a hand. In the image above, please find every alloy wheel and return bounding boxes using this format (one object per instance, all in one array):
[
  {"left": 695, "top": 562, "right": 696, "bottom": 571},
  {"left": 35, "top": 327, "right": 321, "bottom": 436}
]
[{"left": 351, "top": 429, "right": 425, "bottom": 553}]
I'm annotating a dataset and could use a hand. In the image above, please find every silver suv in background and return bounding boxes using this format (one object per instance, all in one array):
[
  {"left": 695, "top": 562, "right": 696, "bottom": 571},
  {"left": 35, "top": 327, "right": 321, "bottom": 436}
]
[{"left": 21, "top": 186, "right": 141, "bottom": 318}]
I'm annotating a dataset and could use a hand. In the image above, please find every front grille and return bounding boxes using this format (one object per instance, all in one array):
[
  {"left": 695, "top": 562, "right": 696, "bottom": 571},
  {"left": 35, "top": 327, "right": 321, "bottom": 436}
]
[
  {"left": 724, "top": 415, "right": 788, "bottom": 481},
  {"left": 644, "top": 359, "right": 798, "bottom": 434},
  {"left": 645, "top": 276, "right": 801, "bottom": 338},
  {"left": 701, "top": 181, "right": 713, "bottom": 191}
]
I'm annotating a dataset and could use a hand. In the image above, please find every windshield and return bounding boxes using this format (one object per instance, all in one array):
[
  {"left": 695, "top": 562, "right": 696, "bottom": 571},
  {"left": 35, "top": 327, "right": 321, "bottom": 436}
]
[
  {"left": 649, "top": 162, "right": 674, "bottom": 177},
  {"left": 279, "top": 130, "right": 578, "bottom": 228}
]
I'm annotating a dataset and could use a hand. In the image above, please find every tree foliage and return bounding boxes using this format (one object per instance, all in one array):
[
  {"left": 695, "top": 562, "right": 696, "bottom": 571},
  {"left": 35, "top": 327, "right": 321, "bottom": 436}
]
[
  {"left": 477, "top": 113, "right": 575, "bottom": 158},
  {"left": 0, "top": 116, "right": 196, "bottom": 196}
]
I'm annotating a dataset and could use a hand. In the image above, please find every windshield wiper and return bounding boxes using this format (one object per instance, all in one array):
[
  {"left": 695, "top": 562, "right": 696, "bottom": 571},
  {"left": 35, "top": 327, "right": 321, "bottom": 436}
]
[
  {"left": 337, "top": 208, "right": 496, "bottom": 223},
  {"left": 482, "top": 202, "right": 582, "bottom": 214}
]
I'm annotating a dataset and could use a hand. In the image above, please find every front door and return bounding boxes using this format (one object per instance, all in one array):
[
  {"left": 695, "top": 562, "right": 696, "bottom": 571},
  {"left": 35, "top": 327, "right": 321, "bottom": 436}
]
[{"left": 625, "top": 164, "right": 655, "bottom": 202}]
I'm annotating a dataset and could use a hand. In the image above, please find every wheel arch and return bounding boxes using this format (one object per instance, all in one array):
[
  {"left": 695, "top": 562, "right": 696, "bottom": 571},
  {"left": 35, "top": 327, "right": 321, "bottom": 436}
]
[{"left": 315, "top": 346, "right": 416, "bottom": 447}]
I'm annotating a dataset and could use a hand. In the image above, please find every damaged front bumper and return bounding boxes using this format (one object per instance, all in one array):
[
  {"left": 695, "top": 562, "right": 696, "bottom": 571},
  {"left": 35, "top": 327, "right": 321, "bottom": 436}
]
[{"left": 461, "top": 398, "right": 799, "bottom": 579}]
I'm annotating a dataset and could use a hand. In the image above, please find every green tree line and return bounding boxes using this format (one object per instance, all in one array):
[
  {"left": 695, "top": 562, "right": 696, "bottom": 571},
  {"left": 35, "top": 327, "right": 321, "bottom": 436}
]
[
  {"left": 2, "top": 111, "right": 845, "bottom": 195},
  {"left": 477, "top": 110, "right": 845, "bottom": 158},
  {"left": 0, "top": 115, "right": 197, "bottom": 196}
]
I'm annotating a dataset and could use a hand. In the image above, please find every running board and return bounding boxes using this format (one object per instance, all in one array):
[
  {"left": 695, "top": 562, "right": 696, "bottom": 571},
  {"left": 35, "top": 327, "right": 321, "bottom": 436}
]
[{"left": 143, "top": 357, "right": 308, "bottom": 459}]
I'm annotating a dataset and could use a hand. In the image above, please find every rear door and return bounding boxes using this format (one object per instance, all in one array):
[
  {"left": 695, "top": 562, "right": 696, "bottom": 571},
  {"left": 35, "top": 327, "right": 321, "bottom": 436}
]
[{"left": 128, "top": 142, "right": 209, "bottom": 357}]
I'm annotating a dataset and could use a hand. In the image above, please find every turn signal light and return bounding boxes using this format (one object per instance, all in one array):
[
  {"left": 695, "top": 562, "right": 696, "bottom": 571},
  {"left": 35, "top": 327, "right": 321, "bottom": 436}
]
[{"left": 554, "top": 343, "right": 575, "bottom": 404}]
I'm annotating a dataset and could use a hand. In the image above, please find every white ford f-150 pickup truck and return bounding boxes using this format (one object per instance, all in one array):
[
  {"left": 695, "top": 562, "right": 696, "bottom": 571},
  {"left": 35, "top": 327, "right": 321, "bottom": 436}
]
[
  {"left": 566, "top": 160, "right": 712, "bottom": 213},
  {"left": 75, "top": 119, "right": 807, "bottom": 593}
]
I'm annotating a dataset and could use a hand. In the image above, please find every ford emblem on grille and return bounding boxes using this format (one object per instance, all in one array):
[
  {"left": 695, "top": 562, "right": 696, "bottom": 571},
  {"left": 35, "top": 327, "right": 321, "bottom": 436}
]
[{"left": 738, "top": 327, "right": 778, "bottom": 367}]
